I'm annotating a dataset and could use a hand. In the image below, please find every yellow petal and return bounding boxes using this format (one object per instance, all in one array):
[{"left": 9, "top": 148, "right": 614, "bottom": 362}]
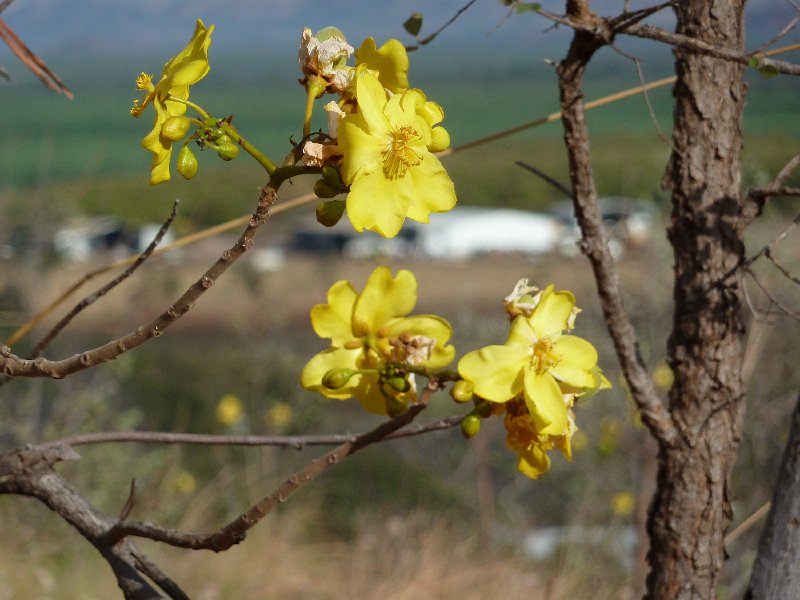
[
  {"left": 355, "top": 37, "right": 409, "bottom": 93},
  {"left": 300, "top": 347, "right": 362, "bottom": 400},
  {"left": 345, "top": 167, "right": 412, "bottom": 237},
  {"left": 161, "top": 20, "right": 214, "bottom": 91},
  {"left": 352, "top": 267, "right": 416, "bottom": 336},
  {"left": 529, "top": 285, "right": 576, "bottom": 339},
  {"left": 550, "top": 335, "right": 599, "bottom": 389},
  {"left": 351, "top": 68, "right": 391, "bottom": 140},
  {"left": 523, "top": 370, "right": 569, "bottom": 435},
  {"left": 338, "top": 111, "right": 383, "bottom": 183},
  {"left": 517, "top": 445, "right": 551, "bottom": 479},
  {"left": 457, "top": 345, "right": 528, "bottom": 402},
  {"left": 405, "top": 152, "right": 457, "bottom": 223},
  {"left": 310, "top": 280, "right": 358, "bottom": 345}
]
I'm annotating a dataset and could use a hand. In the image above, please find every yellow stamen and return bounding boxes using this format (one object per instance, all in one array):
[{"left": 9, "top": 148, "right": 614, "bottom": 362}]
[
  {"left": 531, "top": 338, "right": 559, "bottom": 374},
  {"left": 135, "top": 72, "right": 155, "bottom": 92},
  {"left": 382, "top": 126, "right": 421, "bottom": 179}
]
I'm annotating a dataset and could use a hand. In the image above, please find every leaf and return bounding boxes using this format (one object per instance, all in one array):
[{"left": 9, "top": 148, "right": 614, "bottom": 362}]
[
  {"left": 747, "top": 56, "right": 760, "bottom": 68},
  {"left": 758, "top": 64, "right": 780, "bottom": 79},
  {"left": 516, "top": 2, "right": 542, "bottom": 13},
  {"left": 403, "top": 13, "right": 423, "bottom": 37}
]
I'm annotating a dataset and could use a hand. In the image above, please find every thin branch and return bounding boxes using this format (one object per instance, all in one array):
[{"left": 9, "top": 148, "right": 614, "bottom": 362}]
[
  {"left": 743, "top": 212, "right": 800, "bottom": 269},
  {"left": 4, "top": 192, "right": 318, "bottom": 349},
  {"left": 744, "top": 268, "right": 800, "bottom": 321},
  {"left": 39, "top": 414, "right": 464, "bottom": 450},
  {"left": 0, "top": 171, "right": 293, "bottom": 379},
  {"left": 745, "top": 153, "right": 800, "bottom": 222},
  {"left": 534, "top": 6, "right": 800, "bottom": 76},
  {"left": 27, "top": 200, "right": 179, "bottom": 361},
  {"left": 405, "top": 0, "right": 478, "bottom": 51},
  {"left": 0, "top": 0, "right": 15, "bottom": 14},
  {"left": 108, "top": 392, "right": 436, "bottom": 551},
  {"left": 515, "top": 160, "right": 573, "bottom": 197},
  {"left": 0, "top": 18, "right": 73, "bottom": 99}
]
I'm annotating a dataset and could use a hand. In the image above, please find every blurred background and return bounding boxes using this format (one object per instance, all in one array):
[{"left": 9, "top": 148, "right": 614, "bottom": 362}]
[{"left": 2, "top": 1, "right": 800, "bottom": 598}]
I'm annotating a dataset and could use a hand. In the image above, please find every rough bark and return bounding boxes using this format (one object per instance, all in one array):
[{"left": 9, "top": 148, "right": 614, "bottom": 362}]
[
  {"left": 746, "top": 392, "right": 800, "bottom": 600},
  {"left": 646, "top": 1, "right": 748, "bottom": 598}
]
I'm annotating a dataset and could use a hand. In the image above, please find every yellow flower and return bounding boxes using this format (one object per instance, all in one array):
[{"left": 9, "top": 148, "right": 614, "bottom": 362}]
[
  {"left": 354, "top": 37, "right": 409, "bottom": 94},
  {"left": 301, "top": 266, "right": 455, "bottom": 415},
  {"left": 131, "top": 19, "right": 214, "bottom": 184},
  {"left": 215, "top": 393, "right": 243, "bottom": 426},
  {"left": 503, "top": 397, "right": 576, "bottom": 479},
  {"left": 266, "top": 402, "right": 293, "bottom": 430},
  {"left": 458, "top": 284, "right": 608, "bottom": 436},
  {"left": 338, "top": 68, "right": 456, "bottom": 237}
]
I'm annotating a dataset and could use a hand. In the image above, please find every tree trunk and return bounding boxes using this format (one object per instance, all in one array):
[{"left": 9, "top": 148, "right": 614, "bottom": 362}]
[
  {"left": 746, "top": 391, "right": 800, "bottom": 600},
  {"left": 646, "top": 2, "right": 748, "bottom": 598}
]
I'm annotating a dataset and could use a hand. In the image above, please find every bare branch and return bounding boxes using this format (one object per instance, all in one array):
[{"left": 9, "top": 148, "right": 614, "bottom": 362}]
[
  {"left": 744, "top": 268, "right": 800, "bottom": 321},
  {"left": 39, "top": 415, "right": 463, "bottom": 451},
  {"left": 555, "top": 8, "right": 676, "bottom": 445},
  {"left": 0, "top": 179, "right": 280, "bottom": 380},
  {"left": 0, "top": 445, "right": 171, "bottom": 599},
  {"left": 27, "top": 200, "right": 179, "bottom": 361},
  {"left": 515, "top": 160, "right": 572, "bottom": 197},
  {"left": 108, "top": 394, "right": 434, "bottom": 551},
  {"left": 534, "top": 6, "right": 800, "bottom": 77},
  {"left": 405, "top": 0, "right": 478, "bottom": 51},
  {"left": 745, "top": 153, "right": 800, "bottom": 222}
]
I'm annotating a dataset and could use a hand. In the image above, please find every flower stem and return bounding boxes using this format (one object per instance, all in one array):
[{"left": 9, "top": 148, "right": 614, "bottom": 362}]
[{"left": 218, "top": 122, "right": 277, "bottom": 174}]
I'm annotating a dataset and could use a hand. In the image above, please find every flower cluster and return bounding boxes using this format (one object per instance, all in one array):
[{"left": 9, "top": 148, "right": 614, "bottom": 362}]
[
  {"left": 301, "top": 266, "right": 455, "bottom": 416},
  {"left": 131, "top": 20, "right": 214, "bottom": 185},
  {"left": 298, "top": 28, "right": 457, "bottom": 238},
  {"left": 458, "top": 281, "right": 610, "bottom": 478}
]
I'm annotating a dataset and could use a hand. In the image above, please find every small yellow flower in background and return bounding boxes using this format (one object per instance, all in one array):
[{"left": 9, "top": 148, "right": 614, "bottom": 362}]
[
  {"left": 611, "top": 491, "right": 636, "bottom": 517},
  {"left": 173, "top": 470, "right": 197, "bottom": 495},
  {"left": 338, "top": 68, "right": 456, "bottom": 237},
  {"left": 215, "top": 393, "right": 243, "bottom": 426},
  {"left": 301, "top": 266, "right": 455, "bottom": 415},
  {"left": 459, "top": 284, "right": 609, "bottom": 436},
  {"left": 131, "top": 19, "right": 214, "bottom": 185},
  {"left": 266, "top": 402, "right": 293, "bottom": 430},
  {"left": 652, "top": 361, "right": 674, "bottom": 390}
]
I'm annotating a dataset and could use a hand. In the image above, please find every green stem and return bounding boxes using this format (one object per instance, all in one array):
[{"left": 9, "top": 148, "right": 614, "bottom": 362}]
[
  {"left": 218, "top": 122, "right": 278, "bottom": 174},
  {"left": 167, "top": 95, "right": 211, "bottom": 119},
  {"left": 303, "top": 76, "right": 329, "bottom": 138}
]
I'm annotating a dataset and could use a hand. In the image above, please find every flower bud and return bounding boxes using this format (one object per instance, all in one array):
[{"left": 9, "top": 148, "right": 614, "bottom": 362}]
[
  {"left": 314, "top": 178, "right": 344, "bottom": 199},
  {"left": 322, "top": 368, "right": 355, "bottom": 390},
  {"left": 161, "top": 115, "right": 191, "bottom": 141},
  {"left": 385, "top": 375, "right": 411, "bottom": 393},
  {"left": 177, "top": 145, "right": 198, "bottom": 180},
  {"left": 450, "top": 380, "right": 474, "bottom": 403},
  {"left": 461, "top": 414, "right": 481, "bottom": 439},
  {"left": 321, "top": 166, "right": 343, "bottom": 186},
  {"left": 474, "top": 399, "right": 493, "bottom": 419},
  {"left": 215, "top": 137, "right": 240, "bottom": 161},
  {"left": 316, "top": 200, "right": 346, "bottom": 227}
]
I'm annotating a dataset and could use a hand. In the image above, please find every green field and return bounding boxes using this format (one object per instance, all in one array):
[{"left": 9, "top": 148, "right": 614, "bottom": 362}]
[{"left": 3, "top": 59, "right": 798, "bottom": 228}]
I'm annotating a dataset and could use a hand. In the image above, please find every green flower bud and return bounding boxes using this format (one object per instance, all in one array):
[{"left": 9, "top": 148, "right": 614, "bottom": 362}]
[
  {"left": 316, "top": 26, "right": 347, "bottom": 43},
  {"left": 385, "top": 376, "right": 411, "bottom": 393},
  {"left": 321, "top": 166, "right": 343, "bottom": 186},
  {"left": 322, "top": 368, "right": 355, "bottom": 390},
  {"left": 314, "top": 178, "right": 344, "bottom": 199},
  {"left": 316, "top": 200, "right": 346, "bottom": 227},
  {"left": 461, "top": 414, "right": 481, "bottom": 439},
  {"left": 215, "top": 137, "right": 240, "bottom": 161},
  {"left": 450, "top": 380, "right": 474, "bottom": 403},
  {"left": 161, "top": 115, "right": 191, "bottom": 142},
  {"left": 474, "top": 399, "right": 493, "bottom": 419},
  {"left": 176, "top": 145, "right": 198, "bottom": 180}
]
